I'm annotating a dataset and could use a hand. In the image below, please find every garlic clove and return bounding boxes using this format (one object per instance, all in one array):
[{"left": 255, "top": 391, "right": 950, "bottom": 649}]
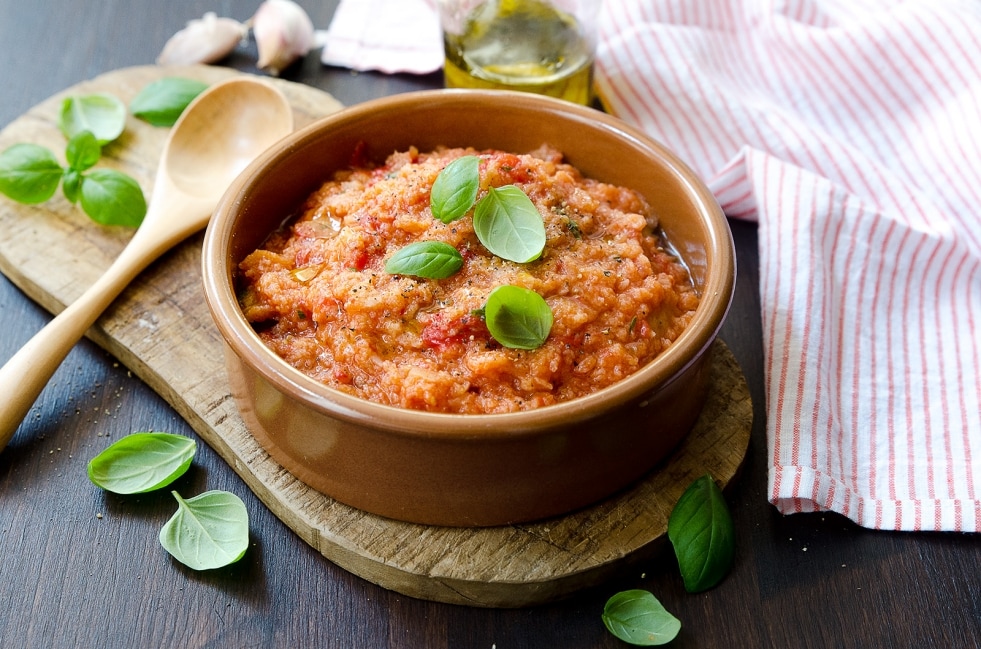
[
  {"left": 157, "top": 12, "right": 247, "bottom": 66},
  {"left": 252, "top": 0, "right": 315, "bottom": 76}
]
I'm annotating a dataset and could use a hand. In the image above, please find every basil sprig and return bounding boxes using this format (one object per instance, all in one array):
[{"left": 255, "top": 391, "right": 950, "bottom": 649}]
[
  {"left": 484, "top": 285, "right": 553, "bottom": 350},
  {"left": 87, "top": 432, "right": 196, "bottom": 494},
  {"left": 667, "top": 474, "right": 736, "bottom": 593},
  {"left": 602, "top": 589, "right": 682, "bottom": 646},
  {"left": 130, "top": 77, "right": 209, "bottom": 127},
  {"left": 0, "top": 78, "right": 206, "bottom": 227},
  {"left": 430, "top": 154, "right": 480, "bottom": 223},
  {"left": 1, "top": 93, "right": 147, "bottom": 226},
  {"left": 159, "top": 490, "right": 250, "bottom": 570},
  {"left": 384, "top": 240, "right": 463, "bottom": 279}
]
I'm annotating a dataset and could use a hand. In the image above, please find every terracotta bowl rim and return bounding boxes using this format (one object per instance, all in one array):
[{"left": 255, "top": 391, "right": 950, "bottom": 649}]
[{"left": 202, "top": 88, "right": 735, "bottom": 441}]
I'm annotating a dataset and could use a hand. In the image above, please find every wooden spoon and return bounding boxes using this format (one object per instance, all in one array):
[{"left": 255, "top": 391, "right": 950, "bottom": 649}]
[{"left": 0, "top": 77, "right": 294, "bottom": 450}]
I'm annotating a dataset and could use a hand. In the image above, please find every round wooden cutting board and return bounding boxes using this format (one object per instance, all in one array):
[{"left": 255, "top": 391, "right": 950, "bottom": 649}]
[{"left": 0, "top": 65, "right": 752, "bottom": 607}]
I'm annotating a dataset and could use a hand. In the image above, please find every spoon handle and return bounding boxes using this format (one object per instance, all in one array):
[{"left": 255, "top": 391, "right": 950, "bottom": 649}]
[{"left": 0, "top": 203, "right": 203, "bottom": 451}]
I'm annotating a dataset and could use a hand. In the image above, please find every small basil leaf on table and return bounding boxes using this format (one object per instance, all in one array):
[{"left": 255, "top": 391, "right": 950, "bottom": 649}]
[
  {"left": 602, "top": 589, "right": 682, "bottom": 646},
  {"left": 473, "top": 185, "right": 546, "bottom": 263},
  {"left": 430, "top": 154, "right": 480, "bottom": 223},
  {"left": 87, "top": 432, "right": 197, "bottom": 494},
  {"left": 59, "top": 93, "right": 127, "bottom": 145},
  {"left": 384, "top": 240, "right": 463, "bottom": 278},
  {"left": 667, "top": 473, "right": 735, "bottom": 593},
  {"left": 159, "top": 490, "right": 250, "bottom": 570},
  {"left": 65, "top": 130, "right": 102, "bottom": 172},
  {"left": 79, "top": 168, "right": 147, "bottom": 227},
  {"left": 130, "top": 77, "right": 209, "bottom": 127},
  {"left": 0, "top": 143, "right": 64, "bottom": 204},
  {"left": 484, "top": 284, "right": 553, "bottom": 350}
]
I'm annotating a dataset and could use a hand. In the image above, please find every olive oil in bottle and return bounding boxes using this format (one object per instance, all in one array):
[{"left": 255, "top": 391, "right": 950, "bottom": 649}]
[{"left": 442, "top": 0, "right": 596, "bottom": 105}]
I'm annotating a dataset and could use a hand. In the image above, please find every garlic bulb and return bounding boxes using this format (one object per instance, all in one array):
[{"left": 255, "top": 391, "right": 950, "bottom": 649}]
[
  {"left": 157, "top": 12, "right": 247, "bottom": 65},
  {"left": 252, "top": 0, "right": 315, "bottom": 76}
]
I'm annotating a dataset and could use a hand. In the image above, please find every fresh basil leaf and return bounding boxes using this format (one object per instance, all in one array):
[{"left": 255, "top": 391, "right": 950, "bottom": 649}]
[
  {"left": 0, "top": 143, "right": 64, "bottom": 204},
  {"left": 602, "top": 589, "right": 681, "bottom": 646},
  {"left": 65, "top": 130, "right": 101, "bottom": 172},
  {"left": 430, "top": 154, "right": 479, "bottom": 223},
  {"left": 87, "top": 432, "right": 197, "bottom": 494},
  {"left": 159, "top": 490, "right": 250, "bottom": 571},
  {"left": 385, "top": 240, "right": 463, "bottom": 278},
  {"left": 484, "top": 284, "right": 552, "bottom": 350},
  {"left": 79, "top": 168, "right": 147, "bottom": 227},
  {"left": 473, "top": 185, "right": 546, "bottom": 263},
  {"left": 667, "top": 473, "right": 735, "bottom": 593},
  {"left": 59, "top": 93, "right": 127, "bottom": 145},
  {"left": 62, "top": 169, "right": 83, "bottom": 204},
  {"left": 130, "top": 77, "right": 209, "bottom": 127}
]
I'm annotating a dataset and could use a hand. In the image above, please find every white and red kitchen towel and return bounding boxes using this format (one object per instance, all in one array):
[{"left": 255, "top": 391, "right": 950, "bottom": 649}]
[{"left": 323, "top": 0, "right": 981, "bottom": 532}]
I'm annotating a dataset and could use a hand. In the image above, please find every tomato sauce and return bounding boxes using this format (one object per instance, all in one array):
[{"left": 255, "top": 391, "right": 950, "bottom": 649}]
[{"left": 238, "top": 145, "right": 699, "bottom": 413}]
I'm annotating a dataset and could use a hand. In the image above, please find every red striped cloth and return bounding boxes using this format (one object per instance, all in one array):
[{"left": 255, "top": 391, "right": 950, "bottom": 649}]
[
  {"left": 597, "top": 0, "right": 981, "bottom": 532},
  {"left": 323, "top": 0, "right": 981, "bottom": 531}
]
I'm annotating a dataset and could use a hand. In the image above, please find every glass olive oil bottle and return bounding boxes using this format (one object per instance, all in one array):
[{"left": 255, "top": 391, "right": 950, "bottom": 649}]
[{"left": 443, "top": 0, "right": 595, "bottom": 105}]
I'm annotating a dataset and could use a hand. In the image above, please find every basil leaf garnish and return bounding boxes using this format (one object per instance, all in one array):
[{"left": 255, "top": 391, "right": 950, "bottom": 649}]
[
  {"left": 385, "top": 240, "right": 463, "bottom": 279},
  {"left": 667, "top": 473, "right": 736, "bottom": 593},
  {"left": 484, "top": 284, "right": 553, "bottom": 350},
  {"left": 130, "top": 77, "right": 209, "bottom": 127},
  {"left": 473, "top": 185, "right": 546, "bottom": 263},
  {"left": 87, "top": 432, "right": 196, "bottom": 494},
  {"left": 602, "top": 589, "right": 682, "bottom": 646},
  {"left": 79, "top": 168, "right": 147, "bottom": 227},
  {"left": 59, "top": 93, "right": 127, "bottom": 145},
  {"left": 65, "top": 130, "right": 102, "bottom": 172},
  {"left": 430, "top": 154, "right": 480, "bottom": 223},
  {"left": 159, "top": 490, "right": 249, "bottom": 570},
  {"left": 0, "top": 143, "right": 63, "bottom": 204}
]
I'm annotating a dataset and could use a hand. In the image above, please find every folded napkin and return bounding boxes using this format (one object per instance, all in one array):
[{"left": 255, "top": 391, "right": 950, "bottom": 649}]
[
  {"left": 321, "top": 0, "right": 442, "bottom": 74},
  {"left": 323, "top": 0, "right": 981, "bottom": 532}
]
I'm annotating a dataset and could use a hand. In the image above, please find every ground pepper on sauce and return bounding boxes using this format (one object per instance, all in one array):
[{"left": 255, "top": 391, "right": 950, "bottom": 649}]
[{"left": 237, "top": 145, "right": 699, "bottom": 414}]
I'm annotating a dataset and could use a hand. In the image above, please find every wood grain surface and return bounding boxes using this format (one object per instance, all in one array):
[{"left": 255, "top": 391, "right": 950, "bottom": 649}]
[
  {"left": 4, "top": 3, "right": 980, "bottom": 644},
  {"left": 0, "top": 65, "right": 751, "bottom": 607}
]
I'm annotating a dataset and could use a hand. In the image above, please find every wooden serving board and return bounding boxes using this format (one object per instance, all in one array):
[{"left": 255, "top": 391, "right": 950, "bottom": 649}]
[{"left": 0, "top": 65, "right": 752, "bottom": 607}]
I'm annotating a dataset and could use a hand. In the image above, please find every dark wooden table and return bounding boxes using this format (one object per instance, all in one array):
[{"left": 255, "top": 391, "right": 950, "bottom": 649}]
[{"left": 1, "top": 1, "right": 978, "bottom": 647}]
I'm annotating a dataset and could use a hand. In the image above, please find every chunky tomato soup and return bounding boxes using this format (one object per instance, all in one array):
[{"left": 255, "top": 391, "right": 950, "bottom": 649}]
[{"left": 237, "top": 145, "right": 698, "bottom": 414}]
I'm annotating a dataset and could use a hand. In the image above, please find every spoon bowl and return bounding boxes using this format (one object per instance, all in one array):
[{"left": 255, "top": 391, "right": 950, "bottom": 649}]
[
  {"left": 0, "top": 76, "right": 294, "bottom": 450},
  {"left": 164, "top": 84, "right": 294, "bottom": 204}
]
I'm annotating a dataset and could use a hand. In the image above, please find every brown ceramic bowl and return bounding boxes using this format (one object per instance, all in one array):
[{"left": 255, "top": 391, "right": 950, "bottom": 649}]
[{"left": 202, "top": 89, "right": 734, "bottom": 527}]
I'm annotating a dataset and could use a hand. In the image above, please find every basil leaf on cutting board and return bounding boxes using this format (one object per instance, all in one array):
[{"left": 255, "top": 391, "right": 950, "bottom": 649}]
[
  {"left": 667, "top": 473, "right": 736, "bottom": 593},
  {"left": 59, "top": 93, "right": 127, "bottom": 145},
  {"left": 79, "top": 168, "right": 147, "bottom": 227},
  {"left": 0, "top": 143, "right": 64, "bottom": 204},
  {"left": 130, "top": 77, "right": 209, "bottom": 127},
  {"left": 64, "top": 130, "right": 102, "bottom": 172}
]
